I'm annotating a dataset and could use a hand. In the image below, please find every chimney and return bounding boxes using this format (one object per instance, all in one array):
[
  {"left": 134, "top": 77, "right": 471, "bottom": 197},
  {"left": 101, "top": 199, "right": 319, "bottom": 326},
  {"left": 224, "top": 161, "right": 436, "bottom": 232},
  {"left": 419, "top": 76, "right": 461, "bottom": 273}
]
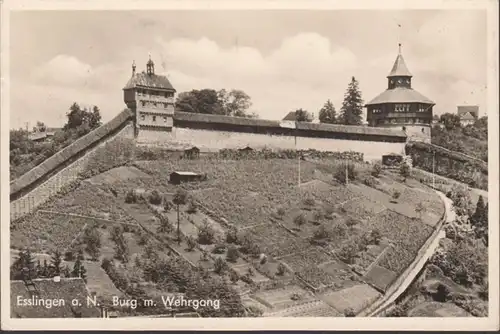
[{"left": 53, "top": 275, "right": 61, "bottom": 283}]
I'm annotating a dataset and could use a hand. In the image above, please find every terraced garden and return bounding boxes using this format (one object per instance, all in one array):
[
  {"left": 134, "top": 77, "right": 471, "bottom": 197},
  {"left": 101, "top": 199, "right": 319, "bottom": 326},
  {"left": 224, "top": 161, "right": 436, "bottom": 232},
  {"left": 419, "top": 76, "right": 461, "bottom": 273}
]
[{"left": 11, "top": 156, "right": 446, "bottom": 317}]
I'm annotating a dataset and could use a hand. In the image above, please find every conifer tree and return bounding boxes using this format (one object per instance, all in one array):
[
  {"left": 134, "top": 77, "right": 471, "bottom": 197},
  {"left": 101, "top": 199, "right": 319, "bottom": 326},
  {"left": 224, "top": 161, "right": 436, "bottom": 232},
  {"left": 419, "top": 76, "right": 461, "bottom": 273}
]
[
  {"left": 318, "top": 100, "right": 337, "bottom": 124},
  {"left": 50, "top": 250, "right": 63, "bottom": 276},
  {"left": 338, "top": 76, "right": 364, "bottom": 125},
  {"left": 471, "top": 196, "right": 486, "bottom": 227}
]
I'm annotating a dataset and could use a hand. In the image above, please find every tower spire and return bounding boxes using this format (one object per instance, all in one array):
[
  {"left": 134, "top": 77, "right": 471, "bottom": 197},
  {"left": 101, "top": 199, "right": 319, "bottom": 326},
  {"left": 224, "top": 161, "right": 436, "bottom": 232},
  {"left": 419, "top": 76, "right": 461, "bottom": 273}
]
[
  {"left": 132, "top": 60, "right": 136, "bottom": 76},
  {"left": 398, "top": 43, "right": 402, "bottom": 54}
]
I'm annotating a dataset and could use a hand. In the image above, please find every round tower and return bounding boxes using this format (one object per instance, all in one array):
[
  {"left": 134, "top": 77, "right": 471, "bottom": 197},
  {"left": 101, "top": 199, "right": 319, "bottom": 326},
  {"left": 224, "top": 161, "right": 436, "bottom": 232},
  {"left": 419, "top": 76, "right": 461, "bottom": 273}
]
[{"left": 365, "top": 44, "right": 435, "bottom": 143}]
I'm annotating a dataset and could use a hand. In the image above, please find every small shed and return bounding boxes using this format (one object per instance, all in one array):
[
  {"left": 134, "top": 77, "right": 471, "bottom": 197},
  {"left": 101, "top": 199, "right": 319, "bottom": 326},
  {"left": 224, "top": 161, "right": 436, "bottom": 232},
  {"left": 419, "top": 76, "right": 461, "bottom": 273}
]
[
  {"left": 183, "top": 146, "right": 200, "bottom": 160},
  {"left": 382, "top": 154, "right": 403, "bottom": 166},
  {"left": 238, "top": 146, "right": 254, "bottom": 153},
  {"left": 170, "top": 171, "right": 205, "bottom": 185}
]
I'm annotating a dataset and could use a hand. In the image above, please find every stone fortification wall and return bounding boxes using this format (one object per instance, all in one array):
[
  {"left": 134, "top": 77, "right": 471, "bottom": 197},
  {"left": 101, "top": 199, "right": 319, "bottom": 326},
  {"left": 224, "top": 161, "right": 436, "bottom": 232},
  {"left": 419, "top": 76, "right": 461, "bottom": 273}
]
[{"left": 10, "top": 110, "right": 134, "bottom": 220}]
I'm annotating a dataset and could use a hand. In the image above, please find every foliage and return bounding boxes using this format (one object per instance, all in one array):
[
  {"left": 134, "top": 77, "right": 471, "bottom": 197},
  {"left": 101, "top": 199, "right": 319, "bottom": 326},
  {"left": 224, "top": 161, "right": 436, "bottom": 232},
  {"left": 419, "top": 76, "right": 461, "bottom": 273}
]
[
  {"left": 294, "top": 108, "right": 313, "bottom": 122},
  {"left": 186, "top": 200, "right": 198, "bottom": 213},
  {"left": 82, "top": 225, "right": 101, "bottom": 260},
  {"left": 226, "top": 246, "right": 239, "bottom": 263},
  {"left": 318, "top": 99, "right": 337, "bottom": 124},
  {"left": 10, "top": 249, "right": 36, "bottom": 280},
  {"left": 293, "top": 213, "right": 307, "bottom": 228},
  {"left": 148, "top": 190, "right": 163, "bottom": 205},
  {"left": 399, "top": 162, "right": 410, "bottom": 181},
  {"left": 214, "top": 257, "right": 228, "bottom": 274},
  {"left": 186, "top": 236, "right": 197, "bottom": 251},
  {"left": 334, "top": 161, "right": 357, "bottom": 184},
  {"left": 344, "top": 307, "right": 356, "bottom": 317},
  {"left": 449, "top": 185, "right": 474, "bottom": 217},
  {"left": 111, "top": 225, "right": 129, "bottom": 263},
  {"left": 198, "top": 221, "right": 216, "bottom": 245},
  {"left": 125, "top": 190, "right": 138, "bottom": 204},
  {"left": 225, "top": 227, "right": 239, "bottom": 244},
  {"left": 430, "top": 239, "right": 487, "bottom": 287},
  {"left": 338, "top": 76, "right": 364, "bottom": 125},
  {"left": 371, "top": 163, "right": 383, "bottom": 177},
  {"left": 392, "top": 190, "right": 401, "bottom": 202},
  {"left": 10, "top": 102, "right": 103, "bottom": 180},
  {"left": 175, "top": 88, "right": 256, "bottom": 118},
  {"left": 276, "top": 263, "right": 287, "bottom": 276},
  {"left": 439, "top": 113, "right": 462, "bottom": 131},
  {"left": 79, "top": 138, "right": 135, "bottom": 179},
  {"left": 71, "top": 250, "right": 87, "bottom": 282}
]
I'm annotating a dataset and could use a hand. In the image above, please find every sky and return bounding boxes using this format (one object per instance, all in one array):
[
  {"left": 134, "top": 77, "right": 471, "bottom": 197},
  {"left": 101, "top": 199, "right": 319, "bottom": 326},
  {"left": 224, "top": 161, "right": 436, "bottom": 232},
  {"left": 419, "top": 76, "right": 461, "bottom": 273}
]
[{"left": 9, "top": 9, "right": 488, "bottom": 129}]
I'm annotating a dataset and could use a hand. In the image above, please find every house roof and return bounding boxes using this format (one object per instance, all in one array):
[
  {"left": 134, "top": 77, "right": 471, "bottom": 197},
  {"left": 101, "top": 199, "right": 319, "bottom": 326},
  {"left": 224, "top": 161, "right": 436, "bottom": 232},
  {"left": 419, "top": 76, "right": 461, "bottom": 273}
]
[
  {"left": 171, "top": 171, "right": 199, "bottom": 176},
  {"left": 282, "top": 111, "right": 298, "bottom": 121},
  {"left": 123, "top": 72, "right": 176, "bottom": 91},
  {"left": 388, "top": 53, "right": 412, "bottom": 78},
  {"left": 365, "top": 87, "right": 435, "bottom": 106},
  {"left": 457, "top": 105, "right": 479, "bottom": 117},
  {"left": 10, "top": 278, "right": 101, "bottom": 318},
  {"left": 460, "top": 112, "right": 476, "bottom": 121}
]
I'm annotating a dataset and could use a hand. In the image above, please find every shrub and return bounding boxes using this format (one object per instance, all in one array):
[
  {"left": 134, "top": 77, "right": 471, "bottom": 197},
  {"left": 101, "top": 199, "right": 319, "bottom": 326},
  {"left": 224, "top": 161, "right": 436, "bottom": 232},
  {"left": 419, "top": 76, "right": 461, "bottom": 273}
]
[
  {"left": 186, "top": 236, "right": 197, "bottom": 251},
  {"left": 225, "top": 227, "right": 238, "bottom": 244},
  {"left": 125, "top": 190, "right": 138, "bottom": 204},
  {"left": 212, "top": 244, "right": 227, "bottom": 254},
  {"left": 164, "top": 200, "right": 173, "bottom": 212},
  {"left": 226, "top": 246, "right": 239, "bottom": 263},
  {"left": 230, "top": 270, "right": 239, "bottom": 283},
  {"left": 276, "top": 207, "right": 286, "bottom": 218},
  {"left": 303, "top": 197, "right": 315, "bottom": 208},
  {"left": 186, "top": 200, "right": 197, "bottom": 214},
  {"left": 363, "top": 176, "right": 379, "bottom": 187},
  {"left": 240, "top": 235, "right": 261, "bottom": 257},
  {"left": 371, "top": 163, "right": 382, "bottom": 177},
  {"left": 64, "top": 251, "right": 75, "bottom": 261},
  {"left": 392, "top": 190, "right": 401, "bottom": 202},
  {"left": 214, "top": 258, "right": 228, "bottom": 274},
  {"left": 148, "top": 190, "right": 162, "bottom": 205},
  {"left": 344, "top": 307, "right": 356, "bottom": 317},
  {"left": 198, "top": 222, "right": 216, "bottom": 245},
  {"left": 293, "top": 213, "right": 307, "bottom": 228},
  {"left": 434, "top": 283, "right": 451, "bottom": 302},
  {"left": 345, "top": 217, "right": 360, "bottom": 227},
  {"left": 368, "top": 229, "right": 382, "bottom": 245},
  {"left": 334, "top": 162, "right": 357, "bottom": 184},
  {"left": 313, "top": 225, "right": 330, "bottom": 240},
  {"left": 277, "top": 263, "right": 287, "bottom": 276}
]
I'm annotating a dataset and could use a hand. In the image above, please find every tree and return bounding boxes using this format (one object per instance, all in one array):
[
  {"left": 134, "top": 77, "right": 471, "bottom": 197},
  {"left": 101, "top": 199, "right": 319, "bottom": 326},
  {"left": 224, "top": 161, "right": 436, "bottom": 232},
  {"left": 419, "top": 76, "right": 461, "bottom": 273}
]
[
  {"left": 293, "top": 213, "right": 307, "bottom": 229},
  {"left": 10, "top": 249, "right": 36, "bottom": 280},
  {"left": 175, "top": 89, "right": 223, "bottom": 115},
  {"left": 415, "top": 202, "right": 425, "bottom": 220},
  {"left": 399, "top": 162, "right": 410, "bottom": 182},
  {"left": 440, "top": 113, "right": 462, "bottom": 131},
  {"left": 294, "top": 109, "right": 313, "bottom": 122},
  {"left": 318, "top": 100, "right": 337, "bottom": 124},
  {"left": 226, "top": 246, "right": 239, "bottom": 263},
  {"left": 218, "top": 89, "right": 254, "bottom": 117},
  {"left": 72, "top": 251, "right": 86, "bottom": 281},
  {"left": 33, "top": 121, "right": 47, "bottom": 132},
  {"left": 392, "top": 190, "right": 401, "bottom": 203},
  {"left": 338, "top": 76, "right": 364, "bottom": 125},
  {"left": 471, "top": 196, "right": 486, "bottom": 227},
  {"left": 173, "top": 189, "right": 188, "bottom": 243},
  {"left": 50, "top": 250, "right": 63, "bottom": 276}
]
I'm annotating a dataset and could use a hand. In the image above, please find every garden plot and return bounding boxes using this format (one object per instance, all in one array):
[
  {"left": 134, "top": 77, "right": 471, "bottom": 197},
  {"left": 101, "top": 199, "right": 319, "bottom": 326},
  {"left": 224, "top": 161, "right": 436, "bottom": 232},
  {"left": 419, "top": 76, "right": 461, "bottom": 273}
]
[
  {"left": 369, "top": 210, "right": 434, "bottom": 275},
  {"left": 316, "top": 260, "right": 358, "bottom": 290},
  {"left": 280, "top": 247, "right": 334, "bottom": 270},
  {"left": 363, "top": 264, "right": 398, "bottom": 292},
  {"left": 231, "top": 263, "right": 270, "bottom": 284},
  {"left": 41, "top": 183, "right": 136, "bottom": 223},
  {"left": 11, "top": 211, "right": 92, "bottom": 253},
  {"left": 253, "top": 285, "right": 315, "bottom": 310},
  {"left": 319, "top": 283, "right": 381, "bottom": 314},
  {"left": 263, "top": 300, "right": 341, "bottom": 317},
  {"left": 245, "top": 223, "right": 310, "bottom": 258},
  {"left": 85, "top": 166, "right": 151, "bottom": 185},
  {"left": 352, "top": 241, "right": 391, "bottom": 275}
]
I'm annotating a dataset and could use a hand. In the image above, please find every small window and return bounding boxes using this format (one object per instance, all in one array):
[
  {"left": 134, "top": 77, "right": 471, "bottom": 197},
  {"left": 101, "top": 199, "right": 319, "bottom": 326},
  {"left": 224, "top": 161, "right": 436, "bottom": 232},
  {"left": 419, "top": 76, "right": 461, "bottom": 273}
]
[
  {"left": 421, "top": 128, "right": 425, "bottom": 133},
  {"left": 163, "top": 116, "right": 168, "bottom": 122},
  {"left": 152, "top": 116, "right": 157, "bottom": 122},
  {"left": 402, "top": 126, "right": 406, "bottom": 131},
  {"left": 140, "top": 114, "right": 145, "bottom": 121}
]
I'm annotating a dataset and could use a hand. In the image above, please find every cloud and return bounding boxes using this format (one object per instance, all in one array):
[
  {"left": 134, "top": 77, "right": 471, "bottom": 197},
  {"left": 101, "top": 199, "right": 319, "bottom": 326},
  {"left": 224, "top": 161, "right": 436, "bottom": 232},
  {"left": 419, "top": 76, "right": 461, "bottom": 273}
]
[
  {"left": 12, "top": 19, "right": 488, "bottom": 130},
  {"left": 31, "top": 54, "right": 93, "bottom": 86}
]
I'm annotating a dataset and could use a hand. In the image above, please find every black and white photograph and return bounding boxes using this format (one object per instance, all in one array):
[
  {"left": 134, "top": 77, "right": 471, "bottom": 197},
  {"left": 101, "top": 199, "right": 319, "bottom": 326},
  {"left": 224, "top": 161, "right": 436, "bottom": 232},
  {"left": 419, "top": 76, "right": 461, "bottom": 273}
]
[{"left": 1, "top": 0, "right": 498, "bottom": 331}]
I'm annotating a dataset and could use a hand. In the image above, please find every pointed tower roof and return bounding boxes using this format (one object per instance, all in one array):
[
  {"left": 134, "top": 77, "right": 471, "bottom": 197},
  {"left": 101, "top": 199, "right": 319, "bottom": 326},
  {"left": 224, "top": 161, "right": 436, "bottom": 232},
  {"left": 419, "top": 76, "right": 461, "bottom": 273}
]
[{"left": 387, "top": 44, "right": 412, "bottom": 78}]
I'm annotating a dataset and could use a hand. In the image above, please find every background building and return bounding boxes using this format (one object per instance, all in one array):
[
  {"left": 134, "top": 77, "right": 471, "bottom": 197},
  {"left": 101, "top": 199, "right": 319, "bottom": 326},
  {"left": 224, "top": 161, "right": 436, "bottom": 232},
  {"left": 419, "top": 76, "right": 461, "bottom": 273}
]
[
  {"left": 365, "top": 44, "right": 435, "bottom": 143},
  {"left": 457, "top": 105, "right": 479, "bottom": 126}
]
